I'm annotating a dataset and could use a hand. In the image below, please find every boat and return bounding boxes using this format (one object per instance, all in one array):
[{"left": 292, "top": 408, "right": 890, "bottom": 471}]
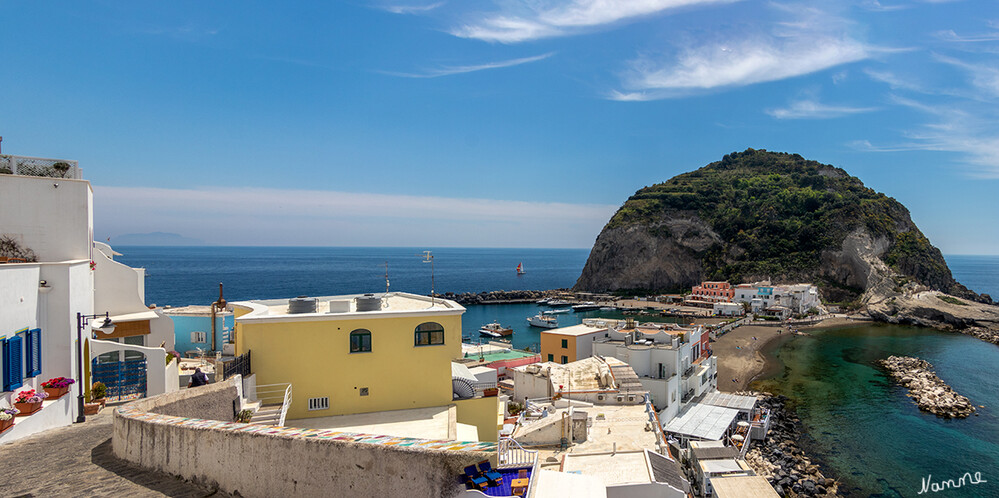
[
  {"left": 536, "top": 298, "right": 550, "bottom": 305},
  {"left": 479, "top": 322, "right": 513, "bottom": 338},
  {"left": 599, "top": 306, "right": 618, "bottom": 311},
  {"left": 528, "top": 313, "right": 558, "bottom": 328},
  {"left": 517, "top": 262, "right": 526, "bottom": 275},
  {"left": 572, "top": 302, "right": 601, "bottom": 312},
  {"left": 547, "top": 299, "right": 572, "bottom": 307},
  {"left": 544, "top": 308, "right": 570, "bottom": 314}
]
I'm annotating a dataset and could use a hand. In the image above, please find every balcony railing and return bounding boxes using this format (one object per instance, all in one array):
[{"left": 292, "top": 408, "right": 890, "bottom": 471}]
[
  {"left": 681, "top": 389, "right": 695, "bottom": 404},
  {"left": 682, "top": 365, "right": 695, "bottom": 378},
  {"left": 0, "top": 154, "right": 81, "bottom": 179}
]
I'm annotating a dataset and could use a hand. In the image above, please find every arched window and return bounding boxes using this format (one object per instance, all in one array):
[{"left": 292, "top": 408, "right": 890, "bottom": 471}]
[
  {"left": 350, "top": 329, "right": 372, "bottom": 353},
  {"left": 415, "top": 322, "right": 445, "bottom": 346}
]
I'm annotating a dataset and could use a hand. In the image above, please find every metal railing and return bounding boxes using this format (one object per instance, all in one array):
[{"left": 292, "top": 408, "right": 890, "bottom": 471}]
[
  {"left": 498, "top": 437, "right": 538, "bottom": 469},
  {"left": 223, "top": 350, "right": 251, "bottom": 380},
  {"left": 278, "top": 384, "right": 292, "bottom": 427},
  {"left": 0, "top": 154, "right": 81, "bottom": 179},
  {"left": 681, "top": 389, "right": 695, "bottom": 404},
  {"left": 255, "top": 382, "right": 293, "bottom": 427},
  {"left": 682, "top": 365, "right": 695, "bottom": 378}
]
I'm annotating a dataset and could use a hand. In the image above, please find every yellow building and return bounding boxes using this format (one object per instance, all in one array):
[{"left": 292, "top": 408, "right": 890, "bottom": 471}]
[
  {"left": 540, "top": 324, "right": 608, "bottom": 364},
  {"left": 233, "top": 292, "right": 501, "bottom": 441}
]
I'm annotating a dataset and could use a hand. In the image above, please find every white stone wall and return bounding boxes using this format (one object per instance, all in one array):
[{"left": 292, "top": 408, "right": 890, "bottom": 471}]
[{"left": 0, "top": 175, "right": 92, "bottom": 262}]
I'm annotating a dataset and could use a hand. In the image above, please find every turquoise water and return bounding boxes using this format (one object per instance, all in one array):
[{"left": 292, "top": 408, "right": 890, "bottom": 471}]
[
  {"left": 462, "top": 303, "right": 690, "bottom": 351},
  {"left": 754, "top": 325, "right": 999, "bottom": 497}
]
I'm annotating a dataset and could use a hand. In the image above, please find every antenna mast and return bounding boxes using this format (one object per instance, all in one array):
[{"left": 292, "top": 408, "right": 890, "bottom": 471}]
[
  {"left": 421, "top": 250, "right": 435, "bottom": 306},
  {"left": 384, "top": 261, "right": 390, "bottom": 294}
]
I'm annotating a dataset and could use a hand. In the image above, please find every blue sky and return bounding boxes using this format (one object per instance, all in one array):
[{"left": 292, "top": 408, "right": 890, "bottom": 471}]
[{"left": 1, "top": 1, "right": 997, "bottom": 252}]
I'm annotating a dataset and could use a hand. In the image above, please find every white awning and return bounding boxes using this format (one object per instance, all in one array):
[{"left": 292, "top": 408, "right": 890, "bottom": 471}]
[
  {"left": 108, "top": 310, "right": 159, "bottom": 323},
  {"left": 697, "top": 392, "right": 758, "bottom": 412},
  {"left": 665, "top": 403, "right": 739, "bottom": 441}
]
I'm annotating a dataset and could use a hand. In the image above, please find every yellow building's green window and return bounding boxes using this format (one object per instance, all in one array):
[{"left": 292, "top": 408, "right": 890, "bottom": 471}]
[
  {"left": 415, "top": 322, "right": 445, "bottom": 346},
  {"left": 350, "top": 329, "right": 372, "bottom": 353}
]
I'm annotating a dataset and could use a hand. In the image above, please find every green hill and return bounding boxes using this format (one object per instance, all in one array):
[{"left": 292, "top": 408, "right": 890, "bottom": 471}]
[{"left": 576, "top": 149, "right": 982, "bottom": 304}]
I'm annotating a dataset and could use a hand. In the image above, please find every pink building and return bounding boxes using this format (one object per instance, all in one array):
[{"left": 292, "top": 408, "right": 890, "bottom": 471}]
[{"left": 689, "top": 281, "right": 734, "bottom": 303}]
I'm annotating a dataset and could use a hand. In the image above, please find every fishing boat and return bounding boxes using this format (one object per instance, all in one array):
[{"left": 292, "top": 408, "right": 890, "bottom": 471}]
[
  {"left": 479, "top": 322, "right": 513, "bottom": 338},
  {"left": 516, "top": 262, "right": 525, "bottom": 275},
  {"left": 572, "top": 302, "right": 601, "bottom": 312},
  {"left": 527, "top": 312, "right": 558, "bottom": 328}
]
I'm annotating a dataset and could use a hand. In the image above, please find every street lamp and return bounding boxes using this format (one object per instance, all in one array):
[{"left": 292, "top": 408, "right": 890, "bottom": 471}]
[{"left": 76, "top": 312, "right": 115, "bottom": 423}]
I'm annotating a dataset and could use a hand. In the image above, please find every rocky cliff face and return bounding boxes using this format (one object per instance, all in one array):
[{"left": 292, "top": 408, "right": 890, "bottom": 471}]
[{"left": 575, "top": 149, "right": 988, "bottom": 306}]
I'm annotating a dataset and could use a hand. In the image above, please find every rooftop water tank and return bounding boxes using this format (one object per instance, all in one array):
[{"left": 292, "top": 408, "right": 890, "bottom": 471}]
[
  {"left": 356, "top": 293, "right": 382, "bottom": 312},
  {"left": 288, "top": 296, "right": 317, "bottom": 314}
]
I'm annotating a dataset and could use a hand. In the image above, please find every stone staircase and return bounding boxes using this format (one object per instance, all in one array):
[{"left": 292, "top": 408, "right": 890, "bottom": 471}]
[{"left": 249, "top": 405, "right": 283, "bottom": 426}]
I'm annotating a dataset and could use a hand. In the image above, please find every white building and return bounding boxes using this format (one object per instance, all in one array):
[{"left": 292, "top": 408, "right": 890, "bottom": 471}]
[
  {"left": 590, "top": 322, "right": 717, "bottom": 423},
  {"left": 733, "top": 282, "right": 820, "bottom": 315},
  {"left": 1, "top": 154, "right": 176, "bottom": 444},
  {"left": 712, "top": 302, "right": 744, "bottom": 316}
]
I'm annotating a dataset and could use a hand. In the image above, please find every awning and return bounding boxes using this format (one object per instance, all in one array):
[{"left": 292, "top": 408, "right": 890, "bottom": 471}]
[
  {"left": 665, "top": 403, "right": 739, "bottom": 441},
  {"left": 108, "top": 310, "right": 160, "bottom": 323},
  {"left": 697, "top": 392, "right": 758, "bottom": 412}
]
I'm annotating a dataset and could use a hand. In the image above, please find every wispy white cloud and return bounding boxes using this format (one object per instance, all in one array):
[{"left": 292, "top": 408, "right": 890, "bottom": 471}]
[
  {"left": 933, "top": 54, "right": 999, "bottom": 98},
  {"left": 858, "top": 0, "right": 909, "bottom": 12},
  {"left": 381, "top": 2, "right": 445, "bottom": 15},
  {"left": 609, "top": 5, "right": 885, "bottom": 100},
  {"left": 767, "top": 98, "right": 878, "bottom": 119},
  {"left": 934, "top": 29, "right": 999, "bottom": 43},
  {"left": 864, "top": 68, "right": 927, "bottom": 92},
  {"left": 850, "top": 95, "right": 999, "bottom": 178},
  {"left": 450, "top": 0, "right": 738, "bottom": 43},
  {"left": 383, "top": 52, "right": 554, "bottom": 78},
  {"left": 94, "top": 186, "right": 618, "bottom": 247}
]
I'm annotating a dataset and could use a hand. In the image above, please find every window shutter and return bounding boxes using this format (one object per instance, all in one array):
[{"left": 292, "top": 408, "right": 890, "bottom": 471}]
[
  {"left": 29, "top": 328, "right": 42, "bottom": 377},
  {"left": 24, "top": 329, "right": 34, "bottom": 376},
  {"left": 3, "top": 336, "right": 24, "bottom": 391}
]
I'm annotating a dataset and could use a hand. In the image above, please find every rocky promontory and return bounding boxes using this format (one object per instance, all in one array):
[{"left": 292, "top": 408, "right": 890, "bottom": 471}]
[
  {"left": 573, "top": 148, "right": 998, "bottom": 342},
  {"left": 742, "top": 394, "right": 841, "bottom": 497},
  {"left": 878, "top": 355, "right": 975, "bottom": 418}
]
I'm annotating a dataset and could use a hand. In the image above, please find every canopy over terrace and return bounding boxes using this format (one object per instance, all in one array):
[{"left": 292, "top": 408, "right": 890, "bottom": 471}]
[
  {"left": 664, "top": 404, "right": 740, "bottom": 442},
  {"left": 696, "top": 392, "right": 758, "bottom": 413}
]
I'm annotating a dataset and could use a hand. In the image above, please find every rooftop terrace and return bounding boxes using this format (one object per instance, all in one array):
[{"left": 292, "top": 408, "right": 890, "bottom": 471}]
[{"left": 235, "top": 292, "right": 464, "bottom": 321}]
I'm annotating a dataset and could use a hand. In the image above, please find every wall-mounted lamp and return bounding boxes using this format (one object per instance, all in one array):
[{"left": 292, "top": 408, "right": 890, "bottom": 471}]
[
  {"left": 39, "top": 280, "right": 52, "bottom": 294},
  {"left": 91, "top": 317, "right": 116, "bottom": 335}
]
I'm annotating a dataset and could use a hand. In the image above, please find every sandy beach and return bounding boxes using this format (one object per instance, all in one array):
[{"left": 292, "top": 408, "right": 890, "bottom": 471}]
[{"left": 712, "top": 316, "right": 867, "bottom": 391}]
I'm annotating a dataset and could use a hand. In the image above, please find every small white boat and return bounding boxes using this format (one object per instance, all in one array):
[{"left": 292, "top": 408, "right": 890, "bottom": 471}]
[
  {"left": 547, "top": 299, "right": 572, "bottom": 307},
  {"left": 528, "top": 313, "right": 558, "bottom": 328},
  {"left": 572, "top": 302, "right": 600, "bottom": 312},
  {"left": 544, "top": 308, "right": 570, "bottom": 314},
  {"left": 599, "top": 306, "right": 618, "bottom": 311},
  {"left": 479, "top": 322, "right": 513, "bottom": 338},
  {"left": 536, "top": 298, "right": 550, "bottom": 305}
]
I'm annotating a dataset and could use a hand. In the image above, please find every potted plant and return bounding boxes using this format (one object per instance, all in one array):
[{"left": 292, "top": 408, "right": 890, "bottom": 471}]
[
  {"left": 13, "top": 389, "right": 48, "bottom": 416},
  {"left": 41, "top": 377, "right": 76, "bottom": 399},
  {"left": 91, "top": 381, "right": 107, "bottom": 408},
  {"left": 0, "top": 408, "right": 18, "bottom": 433},
  {"left": 236, "top": 409, "right": 253, "bottom": 423}
]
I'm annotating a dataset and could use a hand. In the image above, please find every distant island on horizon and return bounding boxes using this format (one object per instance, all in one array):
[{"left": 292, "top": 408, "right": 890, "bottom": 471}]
[{"left": 111, "top": 232, "right": 206, "bottom": 246}]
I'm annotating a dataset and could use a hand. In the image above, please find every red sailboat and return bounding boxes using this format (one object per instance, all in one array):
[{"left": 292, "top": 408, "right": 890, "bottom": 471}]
[{"left": 516, "top": 262, "right": 525, "bottom": 275}]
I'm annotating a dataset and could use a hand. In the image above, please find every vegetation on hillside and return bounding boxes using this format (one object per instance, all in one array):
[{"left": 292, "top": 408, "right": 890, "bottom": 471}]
[{"left": 603, "top": 149, "right": 954, "bottom": 295}]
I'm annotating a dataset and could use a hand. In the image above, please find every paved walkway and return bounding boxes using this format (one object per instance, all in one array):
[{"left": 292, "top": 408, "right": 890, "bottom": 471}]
[{"left": 0, "top": 408, "right": 230, "bottom": 497}]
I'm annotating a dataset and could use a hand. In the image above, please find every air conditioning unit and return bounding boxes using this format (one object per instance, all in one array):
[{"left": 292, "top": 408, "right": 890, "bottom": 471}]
[{"left": 597, "top": 394, "right": 604, "bottom": 401}]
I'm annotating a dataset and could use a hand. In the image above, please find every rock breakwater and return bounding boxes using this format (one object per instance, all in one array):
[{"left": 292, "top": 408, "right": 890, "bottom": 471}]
[
  {"left": 433, "top": 289, "right": 568, "bottom": 306},
  {"left": 878, "top": 355, "right": 975, "bottom": 418},
  {"left": 741, "top": 394, "right": 841, "bottom": 497}
]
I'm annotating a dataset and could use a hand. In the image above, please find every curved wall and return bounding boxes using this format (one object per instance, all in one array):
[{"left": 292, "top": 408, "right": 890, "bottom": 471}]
[{"left": 112, "top": 378, "right": 496, "bottom": 498}]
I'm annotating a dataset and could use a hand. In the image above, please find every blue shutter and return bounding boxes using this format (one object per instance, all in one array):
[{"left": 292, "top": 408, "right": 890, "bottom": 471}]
[
  {"left": 28, "top": 328, "right": 42, "bottom": 377},
  {"left": 3, "top": 336, "right": 23, "bottom": 391}
]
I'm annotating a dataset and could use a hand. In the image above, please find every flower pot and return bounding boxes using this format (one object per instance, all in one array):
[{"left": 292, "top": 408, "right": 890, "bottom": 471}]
[
  {"left": 0, "top": 417, "right": 13, "bottom": 434},
  {"left": 97, "top": 398, "right": 106, "bottom": 408},
  {"left": 44, "top": 386, "right": 70, "bottom": 399},
  {"left": 84, "top": 402, "right": 101, "bottom": 416},
  {"left": 14, "top": 401, "right": 42, "bottom": 416}
]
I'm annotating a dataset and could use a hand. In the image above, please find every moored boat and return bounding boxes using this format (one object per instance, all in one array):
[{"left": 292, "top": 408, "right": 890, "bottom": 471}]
[
  {"left": 528, "top": 313, "right": 558, "bottom": 328},
  {"left": 544, "top": 308, "right": 570, "bottom": 314},
  {"left": 547, "top": 299, "right": 572, "bottom": 307},
  {"left": 479, "top": 322, "right": 514, "bottom": 338},
  {"left": 572, "top": 302, "right": 600, "bottom": 312}
]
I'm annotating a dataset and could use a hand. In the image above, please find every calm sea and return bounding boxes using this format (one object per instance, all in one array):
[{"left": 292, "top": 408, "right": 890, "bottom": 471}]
[{"left": 119, "top": 247, "right": 999, "bottom": 496}]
